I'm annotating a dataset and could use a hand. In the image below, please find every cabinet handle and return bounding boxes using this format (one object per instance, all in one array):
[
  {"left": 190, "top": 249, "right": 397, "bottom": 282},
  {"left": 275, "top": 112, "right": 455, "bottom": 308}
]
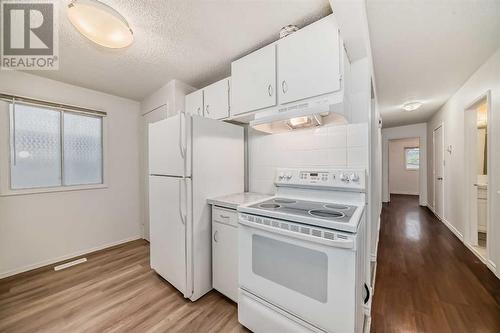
[
  {"left": 197, "top": 107, "right": 201, "bottom": 115},
  {"left": 213, "top": 230, "right": 218, "bottom": 243},
  {"left": 281, "top": 80, "right": 287, "bottom": 94},
  {"left": 363, "top": 283, "right": 370, "bottom": 304},
  {"left": 205, "top": 105, "right": 210, "bottom": 114},
  {"left": 268, "top": 84, "right": 273, "bottom": 96}
]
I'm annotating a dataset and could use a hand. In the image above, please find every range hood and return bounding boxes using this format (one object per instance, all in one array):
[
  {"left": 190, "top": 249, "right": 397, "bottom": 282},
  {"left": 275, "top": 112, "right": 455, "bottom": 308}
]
[{"left": 250, "top": 91, "right": 349, "bottom": 134}]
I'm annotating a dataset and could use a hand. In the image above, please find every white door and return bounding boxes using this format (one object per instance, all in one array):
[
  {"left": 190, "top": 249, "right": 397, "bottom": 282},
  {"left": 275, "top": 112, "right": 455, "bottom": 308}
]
[
  {"left": 212, "top": 221, "right": 238, "bottom": 302},
  {"left": 185, "top": 90, "right": 204, "bottom": 116},
  {"left": 149, "top": 175, "right": 187, "bottom": 295},
  {"left": 434, "top": 126, "right": 444, "bottom": 219},
  {"left": 277, "top": 15, "right": 341, "bottom": 105},
  {"left": 231, "top": 44, "right": 276, "bottom": 115},
  {"left": 204, "top": 78, "right": 230, "bottom": 120},
  {"left": 148, "top": 113, "right": 191, "bottom": 177}
]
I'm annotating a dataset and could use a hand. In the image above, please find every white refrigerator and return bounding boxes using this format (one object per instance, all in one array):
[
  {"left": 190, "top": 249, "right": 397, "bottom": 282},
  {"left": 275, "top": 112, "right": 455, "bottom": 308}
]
[{"left": 149, "top": 112, "right": 244, "bottom": 301}]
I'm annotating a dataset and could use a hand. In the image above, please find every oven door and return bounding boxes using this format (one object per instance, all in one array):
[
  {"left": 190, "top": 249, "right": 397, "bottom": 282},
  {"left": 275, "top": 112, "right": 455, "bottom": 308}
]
[{"left": 239, "top": 216, "right": 359, "bottom": 333}]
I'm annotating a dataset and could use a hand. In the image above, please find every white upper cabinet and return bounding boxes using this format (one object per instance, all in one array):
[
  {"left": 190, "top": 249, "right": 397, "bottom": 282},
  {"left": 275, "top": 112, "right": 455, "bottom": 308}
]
[
  {"left": 231, "top": 44, "right": 277, "bottom": 116},
  {"left": 185, "top": 89, "right": 204, "bottom": 116},
  {"left": 204, "top": 78, "right": 230, "bottom": 120},
  {"left": 277, "top": 15, "right": 341, "bottom": 105}
]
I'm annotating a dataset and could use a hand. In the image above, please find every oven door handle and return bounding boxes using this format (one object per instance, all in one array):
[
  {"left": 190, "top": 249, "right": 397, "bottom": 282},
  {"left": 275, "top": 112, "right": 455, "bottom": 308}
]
[{"left": 239, "top": 219, "right": 354, "bottom": 249}]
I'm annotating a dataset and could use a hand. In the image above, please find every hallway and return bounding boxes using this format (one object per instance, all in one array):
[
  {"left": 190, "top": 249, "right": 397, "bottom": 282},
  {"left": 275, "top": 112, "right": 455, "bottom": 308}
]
[{"left": 371, "top": 195, "right": 500, "bottom": 332}]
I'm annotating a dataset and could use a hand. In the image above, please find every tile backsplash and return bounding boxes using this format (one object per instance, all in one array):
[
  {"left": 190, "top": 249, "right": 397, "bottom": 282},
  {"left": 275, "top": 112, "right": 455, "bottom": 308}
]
[{"left": 248, "top": 123, "right": 369, "bottom": 194}]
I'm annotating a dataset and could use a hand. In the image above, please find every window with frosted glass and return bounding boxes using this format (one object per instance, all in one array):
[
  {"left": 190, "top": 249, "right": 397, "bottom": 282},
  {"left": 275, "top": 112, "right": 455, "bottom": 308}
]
[
  {"left": 63, "top": 113, "right": 102, "bottom": 185},
  {"left": 9, "top": 103, "right": 104, "bottom": 190},
  {"left": 10, "top": 104, "right": 62, "bottom": 189}
]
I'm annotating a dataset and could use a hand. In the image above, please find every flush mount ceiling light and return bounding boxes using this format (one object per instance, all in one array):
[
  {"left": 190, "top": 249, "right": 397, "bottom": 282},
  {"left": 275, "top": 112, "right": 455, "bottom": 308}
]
[
  {"left": 402, "top": 101, "right": 423, "bottom": 112},
  {"left": 67, "top": 0, "right": 133, "bottom": 48}
]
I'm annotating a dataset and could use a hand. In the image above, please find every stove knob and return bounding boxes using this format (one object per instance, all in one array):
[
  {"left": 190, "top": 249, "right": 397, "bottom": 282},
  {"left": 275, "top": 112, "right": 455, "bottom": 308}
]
[
  {"left": 285, "top": 173, "right": 292, "bottom": 180},
  {"left": 339, "top": 173, "right": 349, "bottom": 182},
  {"left": 349, "top": 173, "right": 360, "bottom": 182},
  {"left": 278, "top": 172, "right": 285, "bottom": 181}
]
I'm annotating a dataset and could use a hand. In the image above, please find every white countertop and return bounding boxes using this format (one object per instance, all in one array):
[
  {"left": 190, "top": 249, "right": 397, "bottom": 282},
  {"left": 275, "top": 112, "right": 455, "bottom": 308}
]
[{"left": 207, "top": 192, "right": 272, "bottom": 210}]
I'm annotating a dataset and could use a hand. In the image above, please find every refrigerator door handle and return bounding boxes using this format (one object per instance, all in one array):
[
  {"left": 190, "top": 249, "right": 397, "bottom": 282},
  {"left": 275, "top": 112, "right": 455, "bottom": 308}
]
[
  {"left": 178, "top": 179, "right": 186, "bottom": 225},
  {"left": 179, "top": 111, "right": 186, "bottom": 159}
]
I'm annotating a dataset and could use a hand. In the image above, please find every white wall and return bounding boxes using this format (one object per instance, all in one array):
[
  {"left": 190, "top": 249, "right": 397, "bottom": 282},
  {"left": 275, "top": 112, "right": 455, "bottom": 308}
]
[
  {"left": 248, "top": 123, "right": 369, "bottom": 193},
  {"left": 427, "top": 48, "right": 500, "bottom": 276},
  {"left": 0, "top": 71, "right": 142, "bottom": 278},
  {"left": 382, "top": 123, "right": 427, "bottom": 205},
  {"left": 388, "top": 137, "right": 420, "bottom": 195}
]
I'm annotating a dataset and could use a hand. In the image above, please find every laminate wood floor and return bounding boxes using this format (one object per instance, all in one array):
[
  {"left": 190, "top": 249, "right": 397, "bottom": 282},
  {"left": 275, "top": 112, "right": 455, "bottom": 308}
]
[
  {"left": 371, "top": 194, "right": 500, "bottom": 333},
  {"left": 0, "top": 240, "right": 247, "bottom": 333},
  {"left": 2, "top": 195, "right": 500, "bottom": 333}
]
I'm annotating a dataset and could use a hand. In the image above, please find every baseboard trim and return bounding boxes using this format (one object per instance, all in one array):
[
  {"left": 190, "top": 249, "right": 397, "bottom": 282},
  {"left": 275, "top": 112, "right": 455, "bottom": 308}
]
[
  {"left": 390, "top": 191, "right": 420, "bottom": 196},
  {"left": 463, "top": 242, "right": 498, "bottom": 277},
  {"left": 426, "top": 204, "right": 499, "bottom": 279},
  {"left": 0, "top": 235, "right": 142, "bottom": 279},
  {"left": 441, "top": 218, "right": 464, "bottom": 240},
  {"left": 426, "top": 204, "right": 463, "bottom": 240}
]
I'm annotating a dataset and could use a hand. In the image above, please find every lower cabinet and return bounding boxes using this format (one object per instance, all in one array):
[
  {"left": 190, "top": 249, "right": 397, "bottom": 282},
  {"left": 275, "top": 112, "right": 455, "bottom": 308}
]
[{"left": 212, "top": 206, "right": 238, "bottom": 302}]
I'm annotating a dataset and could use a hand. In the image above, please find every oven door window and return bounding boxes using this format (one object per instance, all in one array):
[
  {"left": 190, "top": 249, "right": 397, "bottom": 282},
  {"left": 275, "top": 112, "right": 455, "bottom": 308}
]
[{"left": 252, "top": 234, "right": 328, "bottom": 303}]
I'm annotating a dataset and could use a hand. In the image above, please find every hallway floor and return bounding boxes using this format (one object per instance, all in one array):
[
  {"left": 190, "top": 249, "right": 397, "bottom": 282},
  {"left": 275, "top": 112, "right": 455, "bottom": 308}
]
[{"left": 371, "top": 195, "right": 500, "bottom": 332}]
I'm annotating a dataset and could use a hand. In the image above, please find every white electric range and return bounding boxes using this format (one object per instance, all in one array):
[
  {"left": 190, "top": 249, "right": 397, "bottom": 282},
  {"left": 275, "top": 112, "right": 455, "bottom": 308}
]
[{"left": 237, "top": 168, "right": 369, "bottom": 333}]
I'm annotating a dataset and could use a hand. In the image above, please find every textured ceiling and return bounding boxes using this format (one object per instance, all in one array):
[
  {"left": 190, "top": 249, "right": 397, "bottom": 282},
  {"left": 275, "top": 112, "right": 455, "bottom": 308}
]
[
  {"left": 367, "top": 0, "right": 500, "bottom": 128},
  {"left": 29, "top": 0, "right": 331, "bottom": 101}
]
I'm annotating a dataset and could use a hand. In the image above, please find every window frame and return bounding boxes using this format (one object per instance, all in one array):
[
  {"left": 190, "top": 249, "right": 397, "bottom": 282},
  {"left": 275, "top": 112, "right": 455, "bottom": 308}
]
[
  {"left": 405, "top": 146, "right": 420, "bottom": 171},
  {"left": 0, "top": 100, "right": 108, "bottom": 196}
]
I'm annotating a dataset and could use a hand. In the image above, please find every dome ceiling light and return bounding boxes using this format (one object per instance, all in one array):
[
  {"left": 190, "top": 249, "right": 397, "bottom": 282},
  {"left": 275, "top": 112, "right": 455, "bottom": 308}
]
[
  {"left": 67, "top": 0, "right": 134, "bottom": 49},
  {"left": 402, "top": 101, "right": 423, "bottom": 112}
]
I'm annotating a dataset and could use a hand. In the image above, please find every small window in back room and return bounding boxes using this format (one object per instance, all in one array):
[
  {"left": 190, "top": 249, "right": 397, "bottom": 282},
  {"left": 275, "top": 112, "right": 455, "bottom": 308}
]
[
  {"left": 405, "top": 147, "right": 420, "bottom": 170},
  {"left": 9, "top": 103, "right": 103, "bottom": 190}
]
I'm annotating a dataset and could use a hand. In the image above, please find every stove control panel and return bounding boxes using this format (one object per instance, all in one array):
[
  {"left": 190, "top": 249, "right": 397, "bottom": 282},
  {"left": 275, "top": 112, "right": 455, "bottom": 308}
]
[{"left": 275, "top": 168, "right": 366, "bottom": 191}]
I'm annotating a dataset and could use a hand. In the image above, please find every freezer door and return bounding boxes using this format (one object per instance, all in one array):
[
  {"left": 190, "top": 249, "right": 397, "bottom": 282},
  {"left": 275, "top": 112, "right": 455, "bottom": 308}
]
[
  {"left": 149, "top": 175, "right": 188, "bottom": 296},
  {"left": 148, "top": 113, "right": 191, "bottom": 177}
]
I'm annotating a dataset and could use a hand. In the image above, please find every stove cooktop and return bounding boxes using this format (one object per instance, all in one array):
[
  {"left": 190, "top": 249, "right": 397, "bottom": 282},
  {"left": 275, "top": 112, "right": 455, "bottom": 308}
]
[{"left": 246, "top": 197, "right": 357, "bottom": 223}]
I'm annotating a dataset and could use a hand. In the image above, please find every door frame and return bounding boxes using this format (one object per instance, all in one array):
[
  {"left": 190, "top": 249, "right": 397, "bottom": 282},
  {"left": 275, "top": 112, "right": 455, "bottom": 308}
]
[
  {"left": 432, "top": 123, "right": 445, "bottom": 221},
  {"left": 464, "top": 90, "right": 492, "bottom": 261}
]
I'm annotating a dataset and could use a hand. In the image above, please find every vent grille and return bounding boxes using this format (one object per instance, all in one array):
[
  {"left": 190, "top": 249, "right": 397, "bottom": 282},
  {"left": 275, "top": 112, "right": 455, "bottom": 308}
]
[
  {"left": 311, "top": 229, "right": 322, "bottom": 237},
  {"left": 324, "top": 232, "right": 335, "bottom": 240},
  {"left": 300, "top": 227, "right": 310, "bottom": 234},
  {"left": 241, "top": 214, "right": 351, "bottom": 242}
]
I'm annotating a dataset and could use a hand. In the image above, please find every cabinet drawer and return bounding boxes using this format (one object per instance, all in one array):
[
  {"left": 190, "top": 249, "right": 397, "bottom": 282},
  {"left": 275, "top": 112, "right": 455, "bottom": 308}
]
[{"left": 212, "top": 206, "right": 238, "bottom": 226}]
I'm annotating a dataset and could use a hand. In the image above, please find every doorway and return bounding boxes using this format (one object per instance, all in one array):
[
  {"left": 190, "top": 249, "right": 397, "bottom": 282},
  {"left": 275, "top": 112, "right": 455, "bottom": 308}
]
[
  {"left": 433, "top": 125, "right": 444, "bottom": 220},
  {"left": 388, "top": 138, "right": 420, "bottom": 198},
  {"left": 464, "top": 94, "right": 490, "bottom": 261}
]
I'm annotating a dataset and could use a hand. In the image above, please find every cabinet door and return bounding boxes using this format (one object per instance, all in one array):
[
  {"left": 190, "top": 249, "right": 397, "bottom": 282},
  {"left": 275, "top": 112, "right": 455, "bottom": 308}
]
[
  {"left": 204, "top": 78, "right": 230, "bottom": 120},
  {"left": 278, "top": 15, "right": 341, "bottom": 104},
  {"left": 185, "top": 90, "right": 204, "bottom": 116},
  {"left": 231, "top": 44, "right": 276, "bottom": 115},
  {"left": 212, "top": 221, "right": 238, "bottom": 302}
]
